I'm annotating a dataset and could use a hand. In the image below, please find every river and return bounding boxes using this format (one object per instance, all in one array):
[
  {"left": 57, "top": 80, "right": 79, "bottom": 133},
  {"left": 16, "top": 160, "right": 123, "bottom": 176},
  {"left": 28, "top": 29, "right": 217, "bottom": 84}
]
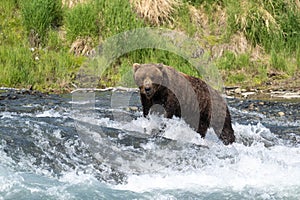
[{"left": 0, "top": 88, "right": 299, "bottom": 199}]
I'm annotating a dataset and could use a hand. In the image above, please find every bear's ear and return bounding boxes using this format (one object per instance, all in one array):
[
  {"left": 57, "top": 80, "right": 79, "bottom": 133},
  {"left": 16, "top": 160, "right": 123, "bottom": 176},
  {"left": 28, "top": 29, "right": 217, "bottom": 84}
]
[
  {"left": 133, "top": 63, "right": 141, "bottom": 72},
  {"left": 157, "top": 63, "right": 164, "bottom": 71}
]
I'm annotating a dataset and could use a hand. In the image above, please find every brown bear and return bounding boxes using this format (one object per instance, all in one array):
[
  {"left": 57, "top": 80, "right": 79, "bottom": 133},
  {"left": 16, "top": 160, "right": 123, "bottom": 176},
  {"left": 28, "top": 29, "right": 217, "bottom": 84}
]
[{"left": 133, "top": 63, "right": 235, "bottom": 145}]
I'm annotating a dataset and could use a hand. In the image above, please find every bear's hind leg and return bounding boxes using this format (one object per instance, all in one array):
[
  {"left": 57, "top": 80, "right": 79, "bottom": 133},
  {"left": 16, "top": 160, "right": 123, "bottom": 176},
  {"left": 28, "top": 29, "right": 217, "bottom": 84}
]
[
  {"left": 197, "top": 120, "right": 209, "bottom": 138},
  {"left": 218, "top": 109, "right": 235, "bottom": 145},
  {"left": 219, "top": 125, "right": 235, "bottom": 145}
]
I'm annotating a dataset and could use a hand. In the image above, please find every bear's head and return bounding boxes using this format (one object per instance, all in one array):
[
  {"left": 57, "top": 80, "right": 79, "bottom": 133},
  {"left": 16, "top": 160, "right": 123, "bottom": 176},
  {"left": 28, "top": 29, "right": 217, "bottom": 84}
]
[{"left": 133, "top": 63, "right": 164, "bottom": 99}]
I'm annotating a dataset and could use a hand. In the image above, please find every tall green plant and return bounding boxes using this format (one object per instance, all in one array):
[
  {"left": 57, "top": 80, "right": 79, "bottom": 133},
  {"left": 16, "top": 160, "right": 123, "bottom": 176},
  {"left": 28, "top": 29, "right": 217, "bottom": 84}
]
[
  {"left": 95, "top": 0, "right": 145, "bottom": 38},
  {"left": 225, "top": 0, "right": 300, "bottom": 53},
  {"left": 64, "top": 3, "right": 99, "bottom": 41},
  {"left": 20, "top": 0, "right": 62, "bottom": 46},
  {"left": 0, "top": 46, "right": 35, "bottom": 86}
]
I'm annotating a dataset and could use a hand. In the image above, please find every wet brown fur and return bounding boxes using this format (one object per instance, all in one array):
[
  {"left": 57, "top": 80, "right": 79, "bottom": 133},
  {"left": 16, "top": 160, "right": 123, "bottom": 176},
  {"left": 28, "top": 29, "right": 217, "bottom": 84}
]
[{"left": 133, "top": 63, "right": 235, "bottom": 145}]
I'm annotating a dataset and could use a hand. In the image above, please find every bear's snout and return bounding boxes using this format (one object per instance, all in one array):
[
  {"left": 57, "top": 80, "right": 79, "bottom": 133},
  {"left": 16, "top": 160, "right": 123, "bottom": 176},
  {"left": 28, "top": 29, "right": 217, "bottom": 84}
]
[
  {"left": 143, "top": 78, "right": 153, "bottom": 96},
  {"left": 143, "top": 78, "right": 152, "bottom": 87}
]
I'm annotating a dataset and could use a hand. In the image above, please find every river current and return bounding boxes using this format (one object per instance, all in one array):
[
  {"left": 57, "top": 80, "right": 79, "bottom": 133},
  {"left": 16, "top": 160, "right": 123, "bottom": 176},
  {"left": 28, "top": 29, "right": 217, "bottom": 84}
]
[{"left": 0, "top": 88, "right": 299, "bottom": 199}]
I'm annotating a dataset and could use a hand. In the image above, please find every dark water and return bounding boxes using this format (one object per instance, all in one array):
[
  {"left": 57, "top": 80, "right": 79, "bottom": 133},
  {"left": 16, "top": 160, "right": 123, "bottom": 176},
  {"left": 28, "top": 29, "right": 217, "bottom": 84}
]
[{"left": 0, "top": 88, "right": 300, "bottom": 200}]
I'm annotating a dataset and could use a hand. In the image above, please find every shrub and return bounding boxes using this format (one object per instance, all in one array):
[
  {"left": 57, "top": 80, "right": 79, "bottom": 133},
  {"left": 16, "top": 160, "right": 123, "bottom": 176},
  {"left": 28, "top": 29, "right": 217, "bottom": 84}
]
[
  {"left": 297, "top": 47, "right": 300, "bottom": 69},
  {"left": 35, "top": 50, "right": 81, "bottom": 85},
  {"left": 226, "top": 0, "right": 300, "bottom": 53},
  {"left": 20, "top": 0, "right": 63, "bottom": 47},
  {"left": 64, "top": 2, "right": 99, "bottom": 42},
  {"left": 0, "top": 46, "right": 35, "bottom": 86},
  {"left": 271, "top": 50, "right": 288, "bottom": 72},
  {"left": 95, "top": 0, "right": 145, "bottom": 38}
]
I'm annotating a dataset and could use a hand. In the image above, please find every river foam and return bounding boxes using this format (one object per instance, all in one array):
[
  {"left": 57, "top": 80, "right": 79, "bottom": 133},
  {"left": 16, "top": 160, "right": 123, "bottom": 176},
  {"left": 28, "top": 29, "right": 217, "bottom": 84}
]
[
  {"left": 68, "top": 110, "right": 300, "bottom": 198},
  {"left": 1, "top": 90, "right": 299, "bottom": 199}
]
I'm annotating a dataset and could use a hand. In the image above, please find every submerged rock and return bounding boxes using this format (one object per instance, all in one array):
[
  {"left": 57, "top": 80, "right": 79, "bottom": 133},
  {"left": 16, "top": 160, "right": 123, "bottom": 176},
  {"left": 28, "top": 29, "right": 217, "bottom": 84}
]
[{"left": 278, "top": 111, "right": 285, "bottom": 117}]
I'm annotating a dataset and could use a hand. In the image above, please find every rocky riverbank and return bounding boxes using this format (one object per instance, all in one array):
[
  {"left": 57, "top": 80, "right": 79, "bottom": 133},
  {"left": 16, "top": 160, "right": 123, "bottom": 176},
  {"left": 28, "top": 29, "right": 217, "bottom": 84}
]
[
  {"left": 225, "top": 86, "right": 300, "bottom": 100},
  {"left": 1, "top": 86, "right": 299, "bottom": 125},
  {"left": 225, "top": 73, "right": 300, "bottom": 101},
  {"left": 2, "top": 83, "right": 300, "bottom": 102}
]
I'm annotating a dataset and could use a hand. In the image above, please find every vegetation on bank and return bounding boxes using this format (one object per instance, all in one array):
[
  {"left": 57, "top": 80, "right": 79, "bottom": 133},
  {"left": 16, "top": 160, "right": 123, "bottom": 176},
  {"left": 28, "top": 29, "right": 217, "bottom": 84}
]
[{"left": 0, "top": 0, "right": 299, "bottom": 93}]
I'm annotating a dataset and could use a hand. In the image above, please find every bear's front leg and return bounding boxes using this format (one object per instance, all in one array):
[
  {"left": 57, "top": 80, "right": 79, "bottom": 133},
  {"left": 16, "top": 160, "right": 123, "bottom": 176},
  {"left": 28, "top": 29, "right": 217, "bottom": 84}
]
[
  {"left": 140, "top": 93, "right": 153, "bottom": 117},
  {"left": 164, "top": 96, "right": 181, "bottom": 119}
]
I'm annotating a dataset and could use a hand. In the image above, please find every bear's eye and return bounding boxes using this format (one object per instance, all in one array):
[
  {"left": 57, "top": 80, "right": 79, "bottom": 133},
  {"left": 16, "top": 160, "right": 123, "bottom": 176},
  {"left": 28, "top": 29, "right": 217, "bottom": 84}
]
[
  {"left": 151, "top": 76, "right": 162, "bottom": 84},
  {"left": 149, "top": 75, "right": 157, "bottom": 80},
  {"left": 137, "top": 81, "right": 143, "bottom": 86}
]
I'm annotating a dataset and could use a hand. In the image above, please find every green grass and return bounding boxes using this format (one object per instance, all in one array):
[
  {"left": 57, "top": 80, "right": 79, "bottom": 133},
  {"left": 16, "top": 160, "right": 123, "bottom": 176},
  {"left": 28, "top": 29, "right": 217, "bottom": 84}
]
[
  {"left": 218, "top": 0, "right": 300, "bottom": 85},
  {"left": 0, "top": 46, "right": 35, "bottom": 86},
  {"left": 95, "top": 0, "right": 145, "bottom": 38},
  {"left": 217, "top": 51, "right": 252, "bottom": 71},
  {"left": 225, "top": 0, "right": 300, "bottom": 53},
  {"left": 0, "top": 0, "right": 17, "bottom": 19},
  {"left": 0, "top": 0, "right": 23, "bottom": 47},
  {"left": 0, "top": 0, "right": 299, "bottom": 92},
  {"left": 64, "top": 2, "right": 99, "bottom": 42},
  {"left": 20, "top": 0, "right": 63, "bottom": 47},
  {"left": 216, "top": 51, "right": 270, "bottom": 86},
  {"left": 90, "top": 0, "right": 203, "bottom": 87},
  {"left": 98, "top": 48, "right": 201, "bottom": 88},
  {"left": 297, "top": 46, "right": 300, "bottom": 69},
  {"left": 0, "top": 0, "right": 84, "bottom": 92},
  {"left": 175, "top": 3, "right": 197, "bottom": 37},
  {"left": 271, "top": 50, "right": 287, "bottom": 72},
  {"left": 0, "top": 44, "right": 82, "bottom": 91}
]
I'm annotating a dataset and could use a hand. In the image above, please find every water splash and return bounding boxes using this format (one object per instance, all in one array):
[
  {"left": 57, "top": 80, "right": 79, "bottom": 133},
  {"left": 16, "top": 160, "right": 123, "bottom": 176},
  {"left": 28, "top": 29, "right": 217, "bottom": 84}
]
[{"left": 0, "top": 90, "right": 300, "bottom": 199}]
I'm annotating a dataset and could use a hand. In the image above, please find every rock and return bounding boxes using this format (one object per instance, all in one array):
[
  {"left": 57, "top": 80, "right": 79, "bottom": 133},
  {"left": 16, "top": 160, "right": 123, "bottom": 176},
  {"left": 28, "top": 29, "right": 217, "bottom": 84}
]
[
  {"left": 278, "top": 111, "right": 285, "bottom": 117},
  {"left": 128, "top": 106, "right": 138, "bottom": 111},
  {"left": 9, "top": 95, "right": 17, "bottom": 100},
  {"left": 248, "top": 103, "right": 254, "bottom": 110},
  {"left": 275, "top": 92, "right": 300, "bottom": 99},
  {"left": 234, "top": 88, "right": 242, "bottom": 94},
  {"left": 241, "top": 92, "right": 256, "bottom": 98}
]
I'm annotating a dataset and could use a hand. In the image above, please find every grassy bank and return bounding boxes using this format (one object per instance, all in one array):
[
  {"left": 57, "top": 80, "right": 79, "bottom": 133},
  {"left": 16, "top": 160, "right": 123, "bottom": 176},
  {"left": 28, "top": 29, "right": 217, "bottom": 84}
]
[{"left": 0, "top": 0, "right": 299, "bottom": 93}]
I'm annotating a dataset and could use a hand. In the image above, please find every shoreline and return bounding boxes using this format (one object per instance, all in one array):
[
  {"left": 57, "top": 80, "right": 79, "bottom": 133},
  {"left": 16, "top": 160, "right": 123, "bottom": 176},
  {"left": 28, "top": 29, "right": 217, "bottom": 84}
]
[
  {"left": 224, "top": 86, "right": 300, "bottom": 101},
  {"left": 1, "top": 86, "right": 300, "bottom": 102}
]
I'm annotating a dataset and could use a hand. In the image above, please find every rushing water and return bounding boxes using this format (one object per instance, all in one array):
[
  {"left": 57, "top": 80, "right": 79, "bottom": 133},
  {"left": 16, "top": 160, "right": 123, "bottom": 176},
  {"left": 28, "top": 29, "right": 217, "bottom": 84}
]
[{"left": 0, "top": 88, "right": 300, "bottom": 200}]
